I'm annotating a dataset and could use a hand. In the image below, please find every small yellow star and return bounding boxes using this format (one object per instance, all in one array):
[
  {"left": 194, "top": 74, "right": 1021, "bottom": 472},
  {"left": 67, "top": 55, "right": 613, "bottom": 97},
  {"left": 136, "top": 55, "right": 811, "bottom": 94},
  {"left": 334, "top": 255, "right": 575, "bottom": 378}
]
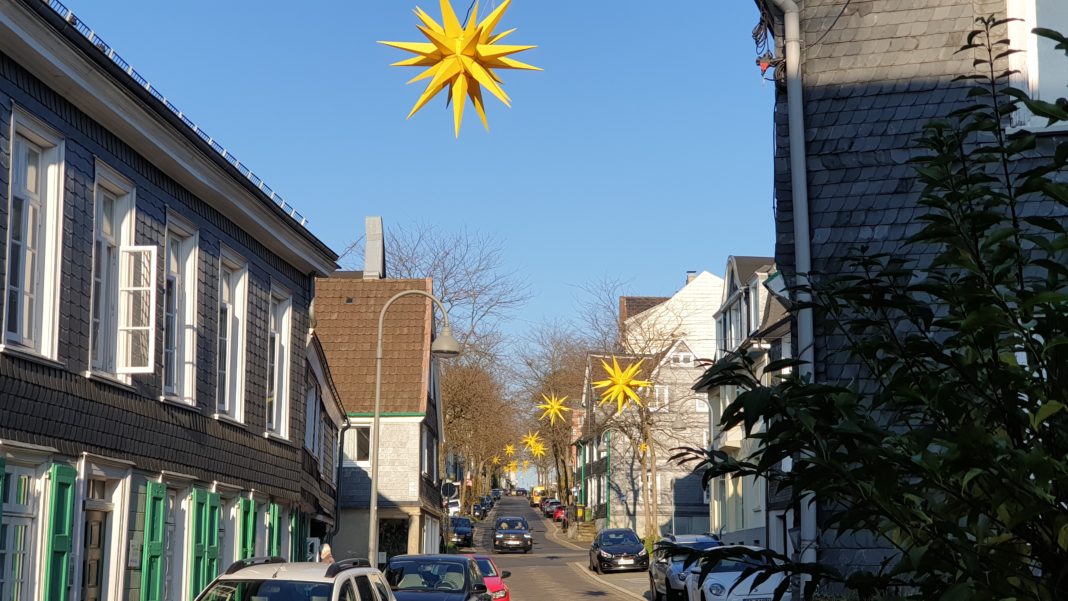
[
  {"left": 522, "top": 460, "right": 530, "bottom": 471},
  {"left": 492, "top": 455, "right": 501, "bottom": 465},
  {"left": 639, "top": 442, "right": 648, "bottom": 454},
  {"left": 593, "top": 357, "right": 651, "bottom": 414},
  {"left": 531, "top": 441, "right": 546, "bottom": 458},
  {"left": 537, "top": 393, "right": 572, "bottom": 426},
  {"left": 508, "top": 460, "right": 519, "bottom": 472},
  {"left": 504, "top": 444, "right": 516, "bottom": 457},
  {"left": 522, "top": 430, "right": 541, "bottom": 450}
]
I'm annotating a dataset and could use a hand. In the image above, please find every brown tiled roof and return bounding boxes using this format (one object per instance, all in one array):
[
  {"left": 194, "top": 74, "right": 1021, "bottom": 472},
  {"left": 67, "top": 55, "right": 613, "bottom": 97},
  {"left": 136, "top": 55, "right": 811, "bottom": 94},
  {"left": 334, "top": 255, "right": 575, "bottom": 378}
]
[
  {"left": 619, "top": 296, "right": 670, "bottom": 322},
  {"left": 314, "top": 274, "right": 432, "bottom": 415}
]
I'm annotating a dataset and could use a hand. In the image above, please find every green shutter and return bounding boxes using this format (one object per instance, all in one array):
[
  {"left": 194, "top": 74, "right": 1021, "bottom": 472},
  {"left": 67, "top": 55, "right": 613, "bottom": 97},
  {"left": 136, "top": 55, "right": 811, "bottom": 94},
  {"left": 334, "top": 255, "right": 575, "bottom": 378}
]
[
  {"left": 239, "top": 498, "right": 256, "bottom": 559},
  {"left": 189, "top": 489, "right": 207, "bottom": 600},
  {"left": 205, "top": 493, "right": 221, "bottom": 581},
  {"left": 141, "top": 481, "right": 167, "bottom": 601},
  {"left": 44, "top": 464, "right": 76, "bottom": 601},
  {"left": 267, "top": 503, "right": 281, "bottom": 556}
]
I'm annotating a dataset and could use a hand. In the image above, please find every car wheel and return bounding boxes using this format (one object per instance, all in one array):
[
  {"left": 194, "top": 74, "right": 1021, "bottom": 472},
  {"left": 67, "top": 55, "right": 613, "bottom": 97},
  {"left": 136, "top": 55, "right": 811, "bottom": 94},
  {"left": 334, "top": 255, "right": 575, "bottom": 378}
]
[
  {"left": 666, "top": 580, "right": 680, "bottom": 601},
  {"left": 649, "top": 576, "right": 663, "bottom": 601}
]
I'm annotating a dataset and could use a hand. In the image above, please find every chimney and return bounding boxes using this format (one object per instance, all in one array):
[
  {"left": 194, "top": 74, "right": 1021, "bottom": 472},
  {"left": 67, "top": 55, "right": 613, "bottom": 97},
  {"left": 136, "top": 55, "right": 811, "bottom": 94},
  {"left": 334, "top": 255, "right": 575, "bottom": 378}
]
[
  {"left": 363, "top": 216, "right": 386, "bottom": 280},
  {"left": 686, "top": 270, "right": 697, "bottom": 284}
]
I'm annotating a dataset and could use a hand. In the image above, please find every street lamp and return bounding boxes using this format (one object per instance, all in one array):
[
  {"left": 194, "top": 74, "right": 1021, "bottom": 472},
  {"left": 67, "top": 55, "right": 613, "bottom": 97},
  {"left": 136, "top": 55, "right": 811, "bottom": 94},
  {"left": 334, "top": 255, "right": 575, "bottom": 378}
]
[{"left": 369, "top": 289, "right": 459, "bottom": 567}]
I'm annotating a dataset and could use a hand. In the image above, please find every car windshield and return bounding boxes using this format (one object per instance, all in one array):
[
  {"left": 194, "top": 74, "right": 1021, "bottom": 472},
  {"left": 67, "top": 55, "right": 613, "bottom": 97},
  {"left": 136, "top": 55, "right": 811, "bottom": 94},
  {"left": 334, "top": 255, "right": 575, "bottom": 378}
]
[
  {"left": 603, "top": 531, "right": 642, "bottom": 545},
  {"left": 695, "top": 556, "right": 769, "bottom": 573},
  {"left": 496, "top": 519, "right": 528, "bottom": 530},
  {"left": 452, "top": 518, "right": 472, "bottom": 528},
  {"left": 199, "top": 580, "right": 332, "bottom": 601},
  {"left": 670, "top": 541, "right": 720, "bottom": 562},
  {"left": 385, "top": 560, "right": 468, "bottom": 592},
  {"left": 475, "top": 559, "right": 497, "bottom": 577}
]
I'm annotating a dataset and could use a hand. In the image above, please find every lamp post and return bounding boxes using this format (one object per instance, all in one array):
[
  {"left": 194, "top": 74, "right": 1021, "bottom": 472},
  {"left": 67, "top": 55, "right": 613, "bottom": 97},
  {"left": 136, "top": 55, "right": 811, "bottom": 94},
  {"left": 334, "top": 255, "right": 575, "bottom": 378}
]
[{"left": 368, "top": 289, "right": 460, "bottom": 567}]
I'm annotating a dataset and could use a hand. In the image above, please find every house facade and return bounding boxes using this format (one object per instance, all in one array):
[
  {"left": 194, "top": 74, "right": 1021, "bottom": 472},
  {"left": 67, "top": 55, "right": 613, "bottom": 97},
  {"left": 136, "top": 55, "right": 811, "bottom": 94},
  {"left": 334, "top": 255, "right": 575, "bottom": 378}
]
[
  {"left": 575, "top": 272, "right": 724, "bottom": 535},
  {"left": 759, "top": 0, "right": 1067, "bottom": 579},
  {"left": 0, "top": 2, "right": 341, "bottom": 601},
  {"left": 314, "top": 270, "right": 445, "bottom": 563},
  {"left": 695, "top": 256, "right": 790, "bottom": 549}
]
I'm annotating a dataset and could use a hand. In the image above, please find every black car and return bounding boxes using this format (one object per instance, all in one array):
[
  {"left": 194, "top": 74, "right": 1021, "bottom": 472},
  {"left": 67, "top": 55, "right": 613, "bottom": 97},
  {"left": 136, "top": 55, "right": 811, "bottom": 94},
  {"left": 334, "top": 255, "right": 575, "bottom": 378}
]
[
  {"left": 491, "top": 488, "right": 502, "bottom": 500},
  {"left": 481, "top": 495, "right": 494, "bottom": 509},
  {"left": 450, "top": 517, "right": 474, "bottom": 547},
  {"left": 472, "top": 503, "right": 485, "bottom": 519},
  {"left": 492, "top": 516, "right": 533, "bottom": 553},
  {"left": 589, "top": 528, "right": 649, "bottom": 573},
  {"left": 384, "top": 555, "right": 492, "bottom": 601}
]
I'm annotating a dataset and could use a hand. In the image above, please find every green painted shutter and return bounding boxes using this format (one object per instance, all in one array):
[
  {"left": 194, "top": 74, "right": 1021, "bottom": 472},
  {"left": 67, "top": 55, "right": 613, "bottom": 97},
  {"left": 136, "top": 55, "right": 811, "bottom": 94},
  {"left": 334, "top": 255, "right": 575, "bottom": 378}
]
[
  {"left": 239, "top": 499, "right": 256, "bottom": 559},
  {"left": 267, "top": 503, "right": 281, "bottom": 556},
  {"left": 205, "top": 493, "right": 221, "bottom": 581},
  {"left": 141, "top": 481, "right": 167, "bottom": 601},
  {"left": 44, "top": 464, "right": 76, "bottom": 601},
  {"left": 189, "top": 489, "right": 207, "bottom": 600}
]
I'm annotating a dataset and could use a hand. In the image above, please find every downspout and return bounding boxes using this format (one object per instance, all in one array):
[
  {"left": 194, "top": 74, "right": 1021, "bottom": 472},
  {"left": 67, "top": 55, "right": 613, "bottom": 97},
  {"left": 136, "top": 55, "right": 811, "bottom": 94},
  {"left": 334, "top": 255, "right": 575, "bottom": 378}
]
[
  {"left": 328, "top": 418, "right": 353, "bottom": 543},
  {"left": 769, "top": 0, "right": 818, "bottom": 579}
]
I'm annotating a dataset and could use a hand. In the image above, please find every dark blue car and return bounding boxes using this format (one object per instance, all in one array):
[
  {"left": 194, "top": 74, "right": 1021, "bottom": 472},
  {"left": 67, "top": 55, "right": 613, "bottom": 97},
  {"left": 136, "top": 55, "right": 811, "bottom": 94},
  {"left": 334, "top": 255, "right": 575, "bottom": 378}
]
[{"left": 450, "top": 517, "right": 474, "bottom": 547}]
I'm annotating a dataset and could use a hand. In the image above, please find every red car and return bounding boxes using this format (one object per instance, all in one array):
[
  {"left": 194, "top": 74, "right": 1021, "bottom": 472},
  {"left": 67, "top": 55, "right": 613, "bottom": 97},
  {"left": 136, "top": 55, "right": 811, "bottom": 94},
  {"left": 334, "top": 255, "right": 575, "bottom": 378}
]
[
  {"left": 552, "top": 505, "right": 567, "bottom": 522},
  {"left": 467, "top": 554, "right": 511, "bottom": 601}
]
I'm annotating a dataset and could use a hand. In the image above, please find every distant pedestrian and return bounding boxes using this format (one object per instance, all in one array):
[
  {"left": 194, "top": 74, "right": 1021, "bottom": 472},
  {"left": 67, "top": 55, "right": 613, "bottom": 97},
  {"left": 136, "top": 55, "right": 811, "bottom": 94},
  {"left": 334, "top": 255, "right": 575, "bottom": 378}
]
[{"left": 320, "top": 544, "right": 335, "bottom": 564}]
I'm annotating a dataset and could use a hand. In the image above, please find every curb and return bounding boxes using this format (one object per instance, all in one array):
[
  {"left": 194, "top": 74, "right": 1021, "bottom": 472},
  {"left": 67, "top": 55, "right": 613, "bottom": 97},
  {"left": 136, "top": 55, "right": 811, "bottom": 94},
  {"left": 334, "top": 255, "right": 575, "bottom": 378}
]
[
  {"left": 543, "top": 517, "right": 585, "bottom": 551},
  {"left": 568, "top": 561, "right": 647, "bottom": 601}
]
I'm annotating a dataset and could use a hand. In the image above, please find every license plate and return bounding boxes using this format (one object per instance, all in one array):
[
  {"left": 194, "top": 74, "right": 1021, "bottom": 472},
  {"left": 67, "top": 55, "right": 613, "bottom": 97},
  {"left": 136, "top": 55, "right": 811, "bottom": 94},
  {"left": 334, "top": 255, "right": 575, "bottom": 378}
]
[
  {"left": 507, "top": 540, "right": 521, "bottom": 545},
  {"left": 618, "top": 559, "right": 634, "bottom": 565}
]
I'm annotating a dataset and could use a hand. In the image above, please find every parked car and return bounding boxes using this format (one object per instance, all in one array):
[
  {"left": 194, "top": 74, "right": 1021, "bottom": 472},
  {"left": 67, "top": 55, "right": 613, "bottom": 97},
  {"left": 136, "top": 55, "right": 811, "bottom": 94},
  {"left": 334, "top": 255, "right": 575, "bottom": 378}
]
[
  {"left": 384, "top": 555, "right": 492, "bottom": 601},
  {"left": 491, "top": 488, "right": 503, "bottom": 501},
  {"left": 467, "top": 555, "right": 511, "bottom": 601},
  {"left": 481, "top": 495, "right": 494, "bottom": 509},
  {"left": 450, "top": 516, "right": 475, "bottom": 548},
  {"left": 683, "top": 546, "right": 784, "bottom": 601},
  {"left": 446, "top": 499, "right": 461, "bottom": 517},
  {"left": 473, "top": 503, "right": 486, "bottom": 519},
  {"left": 552, "top": 505, "right": 567, "bottom": 522},
  {"left": 492, "top": 516, "right": 533, "bottom": 554},
  {"left": 589, "top": 528, "right": 649, "bottom": 573},
  {"left": 543, "top": 499, "right": 561, "bottom": 517},
  {"left": 515, "top": 488, "right": 527, "bottom": 497},
  {"left": 648, "top": 534, "right": 720, "bottom": 601},
  {"left": 194, "top": 556, "right": 392, "bottom": 601}
]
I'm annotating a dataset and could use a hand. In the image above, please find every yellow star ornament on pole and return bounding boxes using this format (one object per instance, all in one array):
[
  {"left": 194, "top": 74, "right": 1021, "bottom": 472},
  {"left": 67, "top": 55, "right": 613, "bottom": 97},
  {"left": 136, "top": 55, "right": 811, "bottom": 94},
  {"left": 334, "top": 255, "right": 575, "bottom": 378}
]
[
  {"left": 379, "top": 0, "right": 541, "bottom": 136},
  {"left": 522, "top": 431, "right": 541, "bottom": 451},
  {"left": 504, "top": 444, "right": 516, "bottom": 457},
  {"left": 492, "top": 455, "right": 500, "bottom": 465},
  {"left": 593, "top": 357, "right": 651, "bottom": 414},
  {"left": 531, "top": 441, "right": 546, "bottom": 458},
  {"left": 537, "top": 393, "right": 571, "bottom": 426}
]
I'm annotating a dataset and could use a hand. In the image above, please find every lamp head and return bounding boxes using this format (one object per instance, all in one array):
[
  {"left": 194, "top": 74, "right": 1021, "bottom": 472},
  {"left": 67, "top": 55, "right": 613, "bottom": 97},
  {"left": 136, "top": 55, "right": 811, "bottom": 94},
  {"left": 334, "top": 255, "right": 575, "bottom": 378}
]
[{"left": 431, "top": 325, "right": 461, "bottom": 358}]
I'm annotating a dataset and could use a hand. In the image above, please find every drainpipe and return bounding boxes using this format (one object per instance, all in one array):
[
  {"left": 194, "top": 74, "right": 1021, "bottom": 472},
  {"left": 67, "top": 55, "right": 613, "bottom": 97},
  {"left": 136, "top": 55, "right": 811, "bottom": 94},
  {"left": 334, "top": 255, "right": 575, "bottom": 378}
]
[
  {"left": 328, "top": 418, "right": 354, "bottom": 543},
  {"left": 769, "top": 0, "right": 818, "bottom": 581}
]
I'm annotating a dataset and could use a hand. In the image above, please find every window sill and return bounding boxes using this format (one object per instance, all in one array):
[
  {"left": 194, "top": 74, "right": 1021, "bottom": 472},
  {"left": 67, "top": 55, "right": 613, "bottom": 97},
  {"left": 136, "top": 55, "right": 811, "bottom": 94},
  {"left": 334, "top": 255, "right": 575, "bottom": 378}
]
[
  {"left": 83, "top": 370, "right": 135, "bottom": 392},
  {"left": 213, "top": 413, "right": 244, "bottom": 427},
  {"left": 159, "top": 395, "right": 199, "bottom": 412},
  {"left": 1009, "top": 119, "right": 1068, "bottom": 136},
  {"left": 0, "top": 344, "right": 66, "bottom": 370},
  {"left": 264, "top": 431, "right": 295, "bottom": 447}
]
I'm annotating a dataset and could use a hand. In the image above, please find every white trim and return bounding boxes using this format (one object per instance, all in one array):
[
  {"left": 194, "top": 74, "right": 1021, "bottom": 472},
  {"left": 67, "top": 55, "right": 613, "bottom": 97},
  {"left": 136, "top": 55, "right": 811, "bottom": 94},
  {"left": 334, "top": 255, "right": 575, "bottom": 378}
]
[
  {"left": 72, "top": 455, "right": 132, "bottom": 601},
  {"left": 265, "top": 285, "right": 292, "bottom": 438},
  {"left": 342, "top": 424, "right": 373, "bottom": 467},
  {"left": 162, "top": 212, "right": 198, "bottom": 405},
  {"left": 1007, "top": 0, "right": 1068, "bottom": 130},
  {"left": 216, "top": 246, "right": 248, "bottom": 422},
  {"left": 0, "top": 5, "right": 335, "bottom": 276}
]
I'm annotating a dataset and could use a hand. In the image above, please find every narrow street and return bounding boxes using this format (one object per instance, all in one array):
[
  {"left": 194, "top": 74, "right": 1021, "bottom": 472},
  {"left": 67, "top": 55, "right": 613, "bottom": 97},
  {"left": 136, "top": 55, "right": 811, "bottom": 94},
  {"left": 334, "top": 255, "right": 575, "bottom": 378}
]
[{"left": 469, "top": 497, "right": 648, "bottom": 601}]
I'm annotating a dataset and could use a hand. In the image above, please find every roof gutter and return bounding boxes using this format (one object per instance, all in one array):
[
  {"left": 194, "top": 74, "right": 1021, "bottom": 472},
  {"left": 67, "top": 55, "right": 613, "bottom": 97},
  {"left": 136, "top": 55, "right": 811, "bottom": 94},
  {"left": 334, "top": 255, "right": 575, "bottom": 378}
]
[{"left": 769, "top": 0, "right": 818, "bottom": 583}]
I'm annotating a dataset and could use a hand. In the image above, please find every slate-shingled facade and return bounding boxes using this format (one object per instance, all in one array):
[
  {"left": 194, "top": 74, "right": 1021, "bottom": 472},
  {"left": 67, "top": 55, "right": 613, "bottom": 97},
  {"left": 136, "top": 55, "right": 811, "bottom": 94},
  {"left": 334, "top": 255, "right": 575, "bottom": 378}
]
[
  {"left": 0, "top": 2, "right": 339, "bottom": 600},
  {"left": 763, "top": 0, "right": 1068, "bottom": 579}
]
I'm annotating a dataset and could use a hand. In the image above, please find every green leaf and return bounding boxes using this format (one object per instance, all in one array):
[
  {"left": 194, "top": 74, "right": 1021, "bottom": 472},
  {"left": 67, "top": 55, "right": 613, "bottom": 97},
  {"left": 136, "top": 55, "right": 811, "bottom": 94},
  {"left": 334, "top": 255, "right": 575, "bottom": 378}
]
[
  {"left": 1058, "top": 524, "right": 1068, "bottom": 551},
  {"left": 1031, "top": 401, "right": 1065, "bottom": 428}
]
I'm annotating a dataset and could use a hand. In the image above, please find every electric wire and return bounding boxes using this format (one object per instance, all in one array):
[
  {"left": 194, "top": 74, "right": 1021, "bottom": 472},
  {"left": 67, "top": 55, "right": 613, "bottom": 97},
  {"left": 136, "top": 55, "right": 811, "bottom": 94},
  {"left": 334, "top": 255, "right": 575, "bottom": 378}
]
[{"left": 806, "top": 0, "right": 854, "bottom": 49}]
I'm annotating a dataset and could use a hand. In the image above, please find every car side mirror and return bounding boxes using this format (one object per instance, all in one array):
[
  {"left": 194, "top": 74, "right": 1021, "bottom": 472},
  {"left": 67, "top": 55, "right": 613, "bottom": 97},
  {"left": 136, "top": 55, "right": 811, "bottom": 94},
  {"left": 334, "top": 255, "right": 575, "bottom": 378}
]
[
  {"left": 471, "top": 583, "right": 488, "bottom": 594},
  {"left": 501, "top": 571, "right": 511, "bottom": 579}
]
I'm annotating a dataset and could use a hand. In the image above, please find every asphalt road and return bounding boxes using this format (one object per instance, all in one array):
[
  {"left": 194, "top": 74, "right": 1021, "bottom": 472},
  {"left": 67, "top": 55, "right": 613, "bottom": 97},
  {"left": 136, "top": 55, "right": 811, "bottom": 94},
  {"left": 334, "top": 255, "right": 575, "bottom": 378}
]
[{"left": 465, "top": 496, "right": 648, "bottom": 601}]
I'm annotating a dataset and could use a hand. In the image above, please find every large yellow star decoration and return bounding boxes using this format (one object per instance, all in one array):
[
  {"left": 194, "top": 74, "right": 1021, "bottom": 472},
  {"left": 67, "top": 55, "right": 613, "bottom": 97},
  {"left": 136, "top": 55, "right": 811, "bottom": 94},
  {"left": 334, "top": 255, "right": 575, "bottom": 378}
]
[
  {"left": 639, "top": 442, "right": 649, "bottom": 454},
  {"left": 530, "top": 441, "right": 546, "bottom": 458},
  {"left": 504, "top": 444, "right": 516, "bottom": 457},
  {"left": 537, "top": 393, "right": 572, "bottom": 426},
  {"left": 379, "top": 0, "right": 541, "bottom": 136},
  {"left": 522, "top": 430, "right": 541, "bottom": 450},
  {"left": 522, "top": 460, "right": 530, "bottom": 471},
  {"left": 507, "top": 460, "right": 519, "bottom": 473},
  {"left": 593, "top": 357, "right": 652, "bottom": 415}
]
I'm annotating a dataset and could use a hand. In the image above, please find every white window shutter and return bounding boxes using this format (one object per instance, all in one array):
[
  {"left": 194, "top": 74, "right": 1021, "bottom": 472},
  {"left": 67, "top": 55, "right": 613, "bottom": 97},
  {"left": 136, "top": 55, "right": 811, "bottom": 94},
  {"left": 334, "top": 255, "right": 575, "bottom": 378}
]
[{"left": 117, "top": 245, "right": 157, "bottom": 374}]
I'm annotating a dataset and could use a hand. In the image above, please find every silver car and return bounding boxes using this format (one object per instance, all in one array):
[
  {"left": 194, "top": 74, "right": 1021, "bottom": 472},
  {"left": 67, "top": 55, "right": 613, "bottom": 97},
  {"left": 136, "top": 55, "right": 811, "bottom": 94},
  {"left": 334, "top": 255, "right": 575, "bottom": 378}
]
[{"left": 649, "top": 534, "right": 720, "bottom": 601}]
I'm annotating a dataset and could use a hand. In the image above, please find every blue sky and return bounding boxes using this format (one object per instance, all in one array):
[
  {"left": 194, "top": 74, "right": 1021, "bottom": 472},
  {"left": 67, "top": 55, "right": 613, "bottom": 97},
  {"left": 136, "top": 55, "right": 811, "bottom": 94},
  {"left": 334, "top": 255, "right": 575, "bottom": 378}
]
[{"left": 62, "top": 0, "right": 775, "bottom": 334}]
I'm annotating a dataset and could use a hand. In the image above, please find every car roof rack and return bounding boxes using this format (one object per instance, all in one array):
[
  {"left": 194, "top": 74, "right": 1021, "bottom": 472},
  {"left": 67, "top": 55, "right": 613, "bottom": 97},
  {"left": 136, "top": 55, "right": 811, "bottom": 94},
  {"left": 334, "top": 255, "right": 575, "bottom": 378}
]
[
  {"left": 223, "top": 556, "right": 287, "bottom": 575},
  {"left": 325, "top": 558, "right": 372, "bottom": 577}
]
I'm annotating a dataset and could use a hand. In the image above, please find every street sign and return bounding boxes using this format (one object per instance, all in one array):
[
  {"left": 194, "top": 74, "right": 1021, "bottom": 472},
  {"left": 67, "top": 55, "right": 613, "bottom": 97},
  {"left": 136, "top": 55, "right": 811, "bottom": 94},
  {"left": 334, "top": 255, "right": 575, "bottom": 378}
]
[{"left": 441, "top": 481, "right": 458, "bottom": 500}]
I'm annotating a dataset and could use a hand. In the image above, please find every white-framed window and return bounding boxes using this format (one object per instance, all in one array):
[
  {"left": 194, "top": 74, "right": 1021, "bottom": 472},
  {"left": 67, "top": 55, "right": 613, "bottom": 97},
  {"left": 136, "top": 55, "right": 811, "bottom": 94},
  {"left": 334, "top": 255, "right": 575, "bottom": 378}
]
[
  {"left": 1, "top": 464, "right": 41, "bottom": 601},
  {"left": 89, "top": 163, "right": 156, "bottom": 378},
  {"left": 420, "top": 426, "right": 438, "bottom": 482},
  {"left": 343, "top": 425, "right": 372, "bottom": 466},
  {"left": 162, "top": 215, "right": 198, "bottom": 404},
  {"left": 4, "top": 111, "right": 64, "bottom": 359},
  {"left": 304, "top": 377, "right": 324, "bottom": 464},
  {"left": 695, "top": 394, "right": 710, "bottom": 413},
  {"left": 265, "top": 289, "right": 292, "bottom": 437},
  {"left": 1009, "top": 0, "right": 1068, "bottom": 128},
  {"left": 748, "top": 281, "right": 762, "bottom": 334},
  {"left": 670, "top": 352, "right": 693, "bottom": 365},
  {"left": 215, "top": 249, "right": 247, "bottom": 420},
  {"left": 651, "top": 385, "right": 670, "bottom": 410}
]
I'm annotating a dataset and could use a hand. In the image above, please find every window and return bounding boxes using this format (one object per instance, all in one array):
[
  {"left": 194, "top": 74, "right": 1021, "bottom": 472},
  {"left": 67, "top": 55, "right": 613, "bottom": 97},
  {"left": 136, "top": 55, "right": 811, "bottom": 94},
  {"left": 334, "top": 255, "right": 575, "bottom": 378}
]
[
  {"left": 748, "top": 282, "right": 762, "bottom": 334},
  {"left": 216, "top": 250, "right": 247, "bottom": 419},
  {"left": 421, "top": 426, "right": 438, "bottom": 481},
  {"left": 162, "top": 215, "right": 198, "bottom": 403},
  {"left": 344, "top": 425, "right": 372, "bottom": 466},
  {"left": 1009, "top": 0, "right": 1068, "bottom": 127},
  {"left": 266, "top": 290, "right": 292, "bottom": 436},
  {"left": 304, "top": 378, "right": 324, "bottom": 459},
  {"left": 670, "top": 352, "right": 693, "bottom": 365},
  {"left": 1, "top": 466, "right": 39, "bottom": 601},
  {"left": 4, "top": 112, "right": 64, "bottom": 358},
  {"left": 354, "top": 575, "right": 376, "bottom": 601},
  {"left": 650, "top": 385, "right": 669, "bottom": 410},
  {"left": 89, "top": 163, "right": 155, "bottom": 377}
]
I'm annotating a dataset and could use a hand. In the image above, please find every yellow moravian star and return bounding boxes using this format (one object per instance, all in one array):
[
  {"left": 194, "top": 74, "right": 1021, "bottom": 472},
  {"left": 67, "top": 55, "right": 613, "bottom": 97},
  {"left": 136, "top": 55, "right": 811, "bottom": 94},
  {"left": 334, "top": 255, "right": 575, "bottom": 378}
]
[
  {"left": 593, "top": 357, "right": 651, "bottom": 414},
  {"left": 537, "top": 393, "right": 571, "bottom": 426},
  {"left": 379, "top": 0, "right": 541, "bottom": 136},
  {"left": 504, "top": 444, "right": 515, "bottom": 457},
  {"left": 507, "top": 460, "right": 519, "bottom": 472},
  {"left": 492, "top": 455, "right": 500, "bottom": 465},
  {"left": 531, "top": 441, "right": 546, "bottom": 458},
  {"left": 522, "top": 460, "right": 530, "bottom": 470},
  {"left": 522, "top": 430, "right": 541, "bottom": 450}
]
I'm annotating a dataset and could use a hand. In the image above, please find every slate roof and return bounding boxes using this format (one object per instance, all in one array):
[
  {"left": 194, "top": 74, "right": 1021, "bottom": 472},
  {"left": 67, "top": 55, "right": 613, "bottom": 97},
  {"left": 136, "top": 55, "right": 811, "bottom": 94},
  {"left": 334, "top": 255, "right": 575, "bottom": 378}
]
[
  {"left": 619, "top": 296, "right": 670, "bottom": 322},
  {"left": 314, "top": 273, "right": 432, "bottom": 415},
  {"left": 731, "top": 256, "right": 775, "bottom": 285}
]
